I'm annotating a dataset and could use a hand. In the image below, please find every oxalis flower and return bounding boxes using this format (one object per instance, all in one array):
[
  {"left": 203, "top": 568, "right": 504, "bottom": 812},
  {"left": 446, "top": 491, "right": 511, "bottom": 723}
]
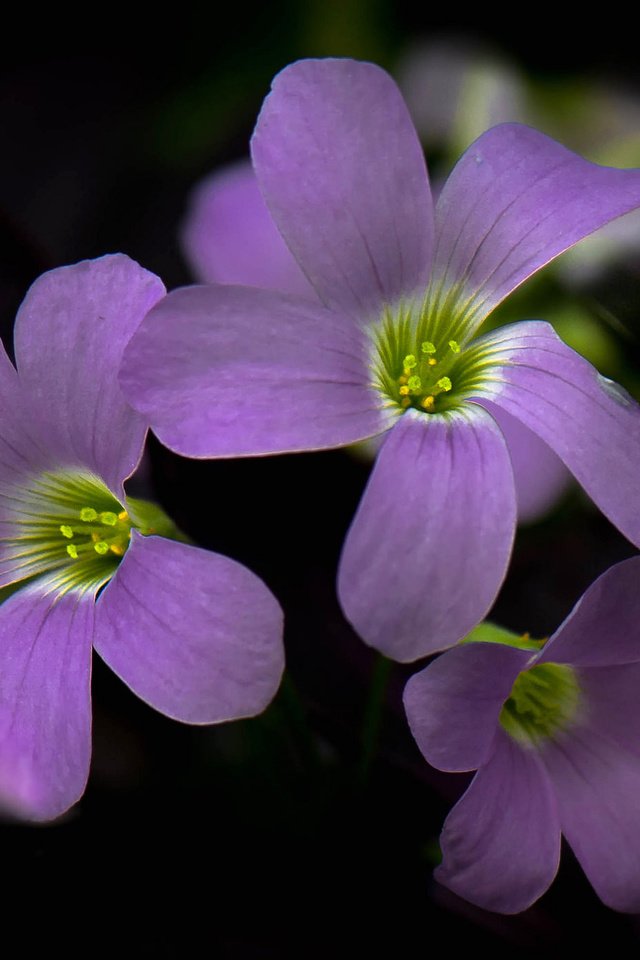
[
  {"left": 181, "top": 161, "right": 572, "bottom": 524},
  {"left": 120, "top": 58, "right": 640, "bottom": 662},
  {"left": 404, "top": 556, "right": 640, "bottom": 914},
  {"left": 0, "top": 254, "right": 284, "bottom": 821}
]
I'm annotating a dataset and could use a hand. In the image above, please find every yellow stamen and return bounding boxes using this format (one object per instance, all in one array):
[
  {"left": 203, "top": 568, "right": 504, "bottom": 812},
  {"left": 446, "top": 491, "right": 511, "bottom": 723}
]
[
  {"left": 80, "top": 507, "right": 98, "bottom": 522},
  {"left": 110, "top": 543, "right": 125, "bottom": 556},
  {"left": 59, "top": 525, "right": 74, "bottom": 539},
  {"left": 427, "top": 357, "right": 437, "bottom": 366},
  {"left": 421, "top": 396, "right": 435, "bottom": 410},
  {"left": 100, "top": 511, "right": 118, "bottom": 527},
  {"left": 436, "top": 377, "right": 452, "bottom": 392},
  {"left": 118, "top": 510, "right": 128, "bottom": 521},
  {"left": 399, "top": 385, "right": 410, "bottom": 396},
  {"left": 66, "top": 544, "right": 79, "bottom": 560},
  {"left": 94, "top": 541, "right": 109, "bottom": 555}
]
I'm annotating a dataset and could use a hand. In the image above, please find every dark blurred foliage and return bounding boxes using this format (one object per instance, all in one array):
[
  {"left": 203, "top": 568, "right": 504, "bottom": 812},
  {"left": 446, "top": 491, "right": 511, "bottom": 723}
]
[{"left": 1, "top": 3, "right": 639, "bottom": 954}]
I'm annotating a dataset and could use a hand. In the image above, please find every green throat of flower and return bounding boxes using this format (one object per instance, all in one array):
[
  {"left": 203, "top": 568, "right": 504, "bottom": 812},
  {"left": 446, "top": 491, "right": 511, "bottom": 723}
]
[
  {"left": 499, "top": 662, "right": 581, "bottom": 746},
  {"left": 370, "top": 305, "right": 493, "bottom": 416},
  {"left": 4, "top": 469, "right": 182, "bottom": 596}
]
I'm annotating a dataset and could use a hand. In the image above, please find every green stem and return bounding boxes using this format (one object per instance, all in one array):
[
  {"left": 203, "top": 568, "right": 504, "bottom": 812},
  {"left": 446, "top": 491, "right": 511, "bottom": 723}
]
[{"left": 358, "top": 654, "right": 392, "bottom": 783}]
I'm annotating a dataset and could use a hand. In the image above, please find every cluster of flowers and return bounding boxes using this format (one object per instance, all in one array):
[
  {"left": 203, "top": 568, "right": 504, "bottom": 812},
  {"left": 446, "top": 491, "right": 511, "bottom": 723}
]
[{"left": 4, "top": 57, "right": 640, "bottom": 914}]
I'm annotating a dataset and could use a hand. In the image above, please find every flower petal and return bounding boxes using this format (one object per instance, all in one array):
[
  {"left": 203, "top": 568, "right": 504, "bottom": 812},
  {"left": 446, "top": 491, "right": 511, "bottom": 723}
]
[
  {"left": 93, "top": 532, "right": 284, "bottom": 724},
  {"left": 0, "top": 340, "right": 51, "bottom": 482},
  {"left": 180, "top": 160, "right": 314, "bottom": 296},
  {"left": 337, "top": 404, "right": 516, "bottom": 662},
  {"left": 539, "top": 556, "right": 640, "bottom": 667},
  {"left": 0, "top": 580, "right": 93, "bottom": 821},
  {"left": 470, "top": 321, "right": 640, "bottom": 547},
  {"left": 120, "top": 284, "right": 390, "bottom": 457},
  {"left": 541, "top": 686, "right": 640, "bottom": 913},
  {"left": 436, "top": 729, "right": 561, "bottom": 914},
  {"left": 432, "top": 124, "right": 640, "bottom": 339},
  {"left": 251, "top": 58, "right": 433, "bottom": 317},
  {"left": 480, "top": 400, "right": 572, "bottom": 523},
  {"left": 13, "top": 255, "right": 166, "bottom": 494},
  {"left": 404, "top": 642, "right": 531, "bottom": 772}
]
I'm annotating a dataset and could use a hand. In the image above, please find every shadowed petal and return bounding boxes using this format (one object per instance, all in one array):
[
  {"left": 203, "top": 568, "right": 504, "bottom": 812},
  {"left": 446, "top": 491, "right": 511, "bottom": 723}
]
[
  {"left": 251, "top": 58, "right": 433, "bottom": 317},
  {"left": 481, "top": 401, "right": 572, "bottom": 524},
  {"left": 540, "top": 557, "right": 640, "bottom": 667},
  {"left": 120, "top": 284, "right": 390, "bottom": 457},
  {"left": 470, "top": 321, "right": 640, "bottom": 547},
  {"left": 338, "top": 404, "right": 516, "bottom": 661},
  {"left": 432, "top": 124, "right": 640, "bottom": 339},
  {"left": 542, "top": 688, "right": 640, "bottom": 913},
  {"left": 0, "top": 580, "right": 93, "bottom": 821},
  {"left": 13, "top": 255, "right": 166, "bottom": 495},
  {"left": 181, "top": 161, "right": 314, "bottom": 296},
  {"left": 93, "top": 532, "right": 285, "bottom": 724},
  {"left": 404, "top": 642, "right": 530, "bottom": 771},
  {"left": 436, "top": 729, "right": 561, "bottom": 914}
]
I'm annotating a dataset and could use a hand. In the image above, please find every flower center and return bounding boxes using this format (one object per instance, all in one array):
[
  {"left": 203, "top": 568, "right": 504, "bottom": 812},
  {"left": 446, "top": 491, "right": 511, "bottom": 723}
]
[
  {"left": 369, "top": 305, "right": 490, "bottom": 415},
  {"left": 2, "top": 469, "right": 178, "bottom": 595},
  {"left": 499, "top": 662, "right": 581, "bottom": 746}
]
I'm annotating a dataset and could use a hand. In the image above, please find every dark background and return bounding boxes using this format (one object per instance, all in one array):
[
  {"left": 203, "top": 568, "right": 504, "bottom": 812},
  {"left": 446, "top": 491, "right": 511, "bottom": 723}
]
[{"left": 1, "top": 4, "right": 639, "bottom": 954}]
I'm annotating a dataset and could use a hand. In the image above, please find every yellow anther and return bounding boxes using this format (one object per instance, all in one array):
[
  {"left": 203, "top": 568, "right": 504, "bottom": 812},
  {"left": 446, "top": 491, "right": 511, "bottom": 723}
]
[
  {"left": 420, "top": 341, "right": 436, "bottom": 355},
  {"left": 80, "top": 507, "right": 98, "bottom": 522},
  {"left": 91, "top": 532, "right": 101, "bottom": 543},
  {"left": 94, "top": 541, "right": 109, "bottom": 555},
  {"left": 110, "top": 543, "right": 125, "bottom": 556},
  {"left": 118, "top": 510, "right": 128, "bottom": 521},
  {"left": 398, "top": 375, "right": 408, "bottom": 385},
  {"left": 421, "top": 396, "right": 435, "bottom": 410},
  {"left": 448, "top": 340, "right": 461, "bottom": 353},
  {"left": 59, "top": 524, "right": 74, "bottom": 539},
  {"left": 402, "top": 354, "right": 417, "bottom": 370},
  {"left": 66, "top": 544, "right": 79, "bottom": 560},
  {"left": 399, "top": 385, "right": 410, "bottom": 396},
  {"left": 436, "top": 376, "right": 452, "bottom": 392},
  {"left": 427, "top": 357, "right": 437, "bottom": 366},
  {"left": 100, "top": 511, "right": 118, "bottom": 527},
  {"left": 521, "top": 632, "right": 530, "bottom": 642},
  {"left": 400, "top": 396, "right": 410, "bottom": 408}
]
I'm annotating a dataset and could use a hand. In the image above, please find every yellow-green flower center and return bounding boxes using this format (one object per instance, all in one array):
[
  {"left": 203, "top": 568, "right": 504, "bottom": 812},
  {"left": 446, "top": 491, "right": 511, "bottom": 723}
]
[
  {"left": 499, "top": 662, "right": 581, "bottom": 746},
  {"left": 369, "top": 304, "right": 498, "bottom": 416},
  {"left": 2, "top": 469, "right": 181, "bottom": 596}
]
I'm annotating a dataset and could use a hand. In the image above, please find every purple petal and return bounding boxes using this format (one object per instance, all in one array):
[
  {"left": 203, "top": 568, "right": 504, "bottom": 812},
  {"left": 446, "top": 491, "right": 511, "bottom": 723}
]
[
  {"left": 180, "top": 161, "right": 314, "bottom": 297},
  {"left": 13, "top": 255, "right": 166, "bottom": 495},
  {"left": 120, "top": 284, "right": 390, "bottom": 457},
  {"left": 540, "top": 556, "right": 640, "bottom": 667},
  {"left": 93, "top": 532, "right": 284, "bottom": 723},
  {"left": 404, "top": 642, "right": 531, "bottom": 772},
  {"left": 541, "top": 679, "right": 640, "bottom": 913},
  {"left": 0, "top": 341, "right": 51, "bottom": 483},
  {"left": 432, "top": 124, "right": 640, "bottom": 337},
  {"left": 251, "top": 58, "right": 433, "bottom": 316},
  {"left": 481, "top": 400, "right": 572, "bottom": 523},
  {"left": 0, "top": 580, "right": 93, "bottom": 821},
  {"left": 337, "top": 404, "right": 516, "bottom": 661},
  {"left": 471, "top": 321, "right": 640, "bottom": 547},
  {"left": 436, "top": 729, "right": 561, "bottom": 914}
]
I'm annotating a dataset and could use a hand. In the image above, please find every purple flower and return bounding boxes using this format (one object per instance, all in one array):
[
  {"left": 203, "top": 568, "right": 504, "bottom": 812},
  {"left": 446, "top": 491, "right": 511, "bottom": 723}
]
[
  {"left": 180, "top": 159, "right": 572, "bottom": 525},
  {"left": 404, "top": 556, "right": 640, "bottom": 914},
  {"left": 0, "top": 254, "right": 284, "bottom": 821},
  {"left": 121, "top": 58, "right": 640, "bottom": 662}
]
